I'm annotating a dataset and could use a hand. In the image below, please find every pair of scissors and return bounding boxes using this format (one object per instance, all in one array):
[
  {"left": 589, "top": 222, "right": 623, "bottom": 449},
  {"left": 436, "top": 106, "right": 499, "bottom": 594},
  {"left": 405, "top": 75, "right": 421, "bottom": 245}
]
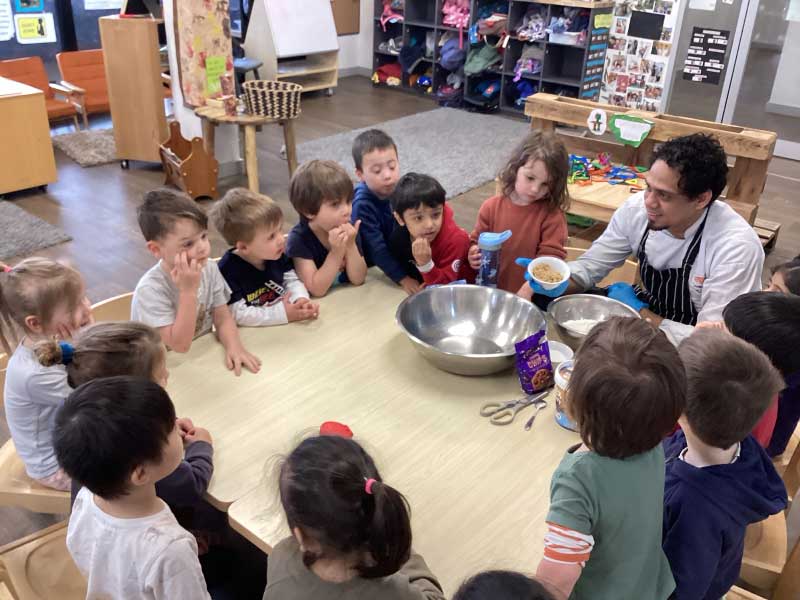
[{"left": 480, "top": 391, "right": 548, "bottom": 426}]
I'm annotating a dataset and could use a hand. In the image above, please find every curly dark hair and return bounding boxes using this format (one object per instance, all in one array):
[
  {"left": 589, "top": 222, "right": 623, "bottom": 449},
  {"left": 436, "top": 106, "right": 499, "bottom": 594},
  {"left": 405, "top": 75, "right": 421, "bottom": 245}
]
[{"left": 650, "top": 133, "right": 728, "bottom": 201}]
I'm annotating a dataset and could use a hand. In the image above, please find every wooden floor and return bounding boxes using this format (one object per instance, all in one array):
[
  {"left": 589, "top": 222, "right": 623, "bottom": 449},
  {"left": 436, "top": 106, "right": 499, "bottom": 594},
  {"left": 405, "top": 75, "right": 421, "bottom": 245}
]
[{"left": 1, "top": 75, "right": 799, "bottom": 545}]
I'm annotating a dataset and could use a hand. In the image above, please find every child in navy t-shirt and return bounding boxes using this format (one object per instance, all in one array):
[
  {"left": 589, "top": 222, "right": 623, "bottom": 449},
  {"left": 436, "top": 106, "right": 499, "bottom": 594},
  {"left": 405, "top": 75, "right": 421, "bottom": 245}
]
[{"left": 210, "top": 188, "right": 319, "bottom": 326}]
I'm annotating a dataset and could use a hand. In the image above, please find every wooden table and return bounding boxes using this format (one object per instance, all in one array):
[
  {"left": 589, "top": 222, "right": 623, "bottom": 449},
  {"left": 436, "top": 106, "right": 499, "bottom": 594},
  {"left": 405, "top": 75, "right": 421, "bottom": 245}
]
[
  {"left": 194, "top": 105, "right": 298, "bottom": 193},
  {"left": 525, "top": 92, "right": 777, "bottom": 227},
  {"left": 166, "top": 271, "right": 577, "bottom": 594},
  {"left": 0, "top": 77, "right": 57, "bottom": 195}
]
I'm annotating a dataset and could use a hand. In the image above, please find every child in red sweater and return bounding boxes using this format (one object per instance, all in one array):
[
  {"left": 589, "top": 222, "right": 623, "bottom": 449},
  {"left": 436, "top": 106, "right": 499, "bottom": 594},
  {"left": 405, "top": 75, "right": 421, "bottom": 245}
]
[
  {"left": 388, "top": 173, "right": 475, "bottom": 286},
  {"left": 468, "top": 131, "right": 569, "bottom": 294}
]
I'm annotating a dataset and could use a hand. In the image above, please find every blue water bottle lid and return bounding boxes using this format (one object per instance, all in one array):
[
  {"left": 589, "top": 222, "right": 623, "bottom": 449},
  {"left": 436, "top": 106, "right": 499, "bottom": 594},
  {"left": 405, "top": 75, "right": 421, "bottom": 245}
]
[{"left": 478, "top": 229, "right": 512, "bottom": 250}]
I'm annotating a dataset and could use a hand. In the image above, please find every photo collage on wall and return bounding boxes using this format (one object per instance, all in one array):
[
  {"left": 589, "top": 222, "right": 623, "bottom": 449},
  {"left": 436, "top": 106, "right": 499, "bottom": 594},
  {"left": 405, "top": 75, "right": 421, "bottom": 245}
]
[{"left": 601, "top": 0, "right": 676, "bottom": 112}]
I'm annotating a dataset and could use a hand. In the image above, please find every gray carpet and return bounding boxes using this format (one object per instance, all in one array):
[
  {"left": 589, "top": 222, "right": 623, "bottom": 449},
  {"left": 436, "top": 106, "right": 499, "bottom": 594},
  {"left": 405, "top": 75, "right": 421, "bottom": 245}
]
[
  {"left": 0, "top": 202, "right": 72, "bottom": 260},
  {"left": 52, "top": 129, "right": 116, "bottom": 167},
  {"left": 297, "top": 108, "right": 530, "bottom": 197}
]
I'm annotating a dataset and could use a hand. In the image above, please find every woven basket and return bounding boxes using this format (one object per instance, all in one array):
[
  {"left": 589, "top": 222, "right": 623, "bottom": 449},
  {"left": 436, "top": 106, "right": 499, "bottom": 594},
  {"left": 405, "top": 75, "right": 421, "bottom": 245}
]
[{"left": 242, "top": 80, "right": 302, "bottom": 120}]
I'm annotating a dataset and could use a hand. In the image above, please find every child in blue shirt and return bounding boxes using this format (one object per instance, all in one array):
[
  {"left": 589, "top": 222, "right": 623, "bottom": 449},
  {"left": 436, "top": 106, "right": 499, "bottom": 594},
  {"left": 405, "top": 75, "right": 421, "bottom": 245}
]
[
  {"left": 663, "top": 328, "right": 787, "bottom": 600},
  {"left": 351, "top": 129, "right": 422, "bottom": 296},
  {"left": 286, "top": 160, "right": 367, "bottom": 297},
  {"left": 210, "top": 188, "right": 318, "bottom": 325}
]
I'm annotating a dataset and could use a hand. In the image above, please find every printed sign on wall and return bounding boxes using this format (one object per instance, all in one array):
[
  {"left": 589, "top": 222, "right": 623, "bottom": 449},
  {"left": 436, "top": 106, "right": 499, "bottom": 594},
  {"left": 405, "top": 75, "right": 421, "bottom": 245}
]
[
  {"left": 682, "top": 27, "right": 730, "bottom": 85},
  {"left": 0, "top": 0, "right": 14, "bottom": 41},
  {"left": 14, "top": 12, "right": 57, "bottom": 43}
]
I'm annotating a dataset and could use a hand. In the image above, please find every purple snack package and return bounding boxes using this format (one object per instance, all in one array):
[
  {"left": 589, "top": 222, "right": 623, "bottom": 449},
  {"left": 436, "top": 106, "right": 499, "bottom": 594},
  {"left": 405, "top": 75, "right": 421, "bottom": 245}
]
[{"left": 515, "top": 330, "right": 554, "bottom": 394}]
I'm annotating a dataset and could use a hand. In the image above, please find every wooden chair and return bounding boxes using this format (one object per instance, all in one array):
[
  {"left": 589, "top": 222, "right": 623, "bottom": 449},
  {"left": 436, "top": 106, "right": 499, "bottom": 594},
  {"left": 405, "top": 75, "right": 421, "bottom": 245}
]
[
  {"left": 565, "top": 246, "right": 638, "bottom": 288},
  {"left": 772, "top": 425, "right": 800, "bottom": 504},
  {"left": 0, "top": 57, "right": 81, "bottom": 130},
  {"left": 0, "top": 522, "right": 86, "bottom": 600},
  {"left": 736, "top": 499, "right": 800, "bottom": 598},
  {"left": 90, "top": 292, "right": 133, "bottom": 323},
  {"left": 0, "top": 370, "right": 70, "bottom": 515},
  {"left": 55, "top": 50, "right": 109, "bottom": 130}
]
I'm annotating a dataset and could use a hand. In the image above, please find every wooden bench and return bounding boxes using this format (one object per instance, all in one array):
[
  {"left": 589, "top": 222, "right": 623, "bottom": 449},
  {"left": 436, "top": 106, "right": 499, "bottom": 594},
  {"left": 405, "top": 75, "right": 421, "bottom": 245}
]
[{"left": 524, "top": 93, "right": 778, "bottom": 229}]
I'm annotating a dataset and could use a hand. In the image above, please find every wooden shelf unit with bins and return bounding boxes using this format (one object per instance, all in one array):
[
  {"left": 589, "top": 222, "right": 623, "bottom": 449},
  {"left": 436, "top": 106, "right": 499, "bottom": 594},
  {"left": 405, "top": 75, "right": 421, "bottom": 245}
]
[
  {"left": 99, "top": 16, "right": 168, "bottom": 167},
  {"left": 524, "top": 93, "right": 778, "bottom": 237},
  {"left": 371, "top": 0, "right": 613, "bottom": 117}
]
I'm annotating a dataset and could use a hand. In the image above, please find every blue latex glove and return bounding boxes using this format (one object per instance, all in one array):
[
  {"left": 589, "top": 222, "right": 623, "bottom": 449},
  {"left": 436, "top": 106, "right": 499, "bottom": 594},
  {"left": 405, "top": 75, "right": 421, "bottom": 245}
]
[
  {"left": 607, "top": 282, "right": 648, "bottom": 312},
  {"left": 515, "top": 257, "right": 569, "bottom": 298}
]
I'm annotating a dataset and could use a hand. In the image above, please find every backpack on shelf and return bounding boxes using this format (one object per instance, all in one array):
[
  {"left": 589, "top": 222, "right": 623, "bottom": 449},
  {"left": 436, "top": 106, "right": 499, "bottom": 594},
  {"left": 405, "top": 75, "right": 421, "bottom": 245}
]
[
  {"left": 441, "top": 0, "right": 470, "bottom": 47},
  {"left": 380, "top": 0, "right": 404, "bottom": 31}
]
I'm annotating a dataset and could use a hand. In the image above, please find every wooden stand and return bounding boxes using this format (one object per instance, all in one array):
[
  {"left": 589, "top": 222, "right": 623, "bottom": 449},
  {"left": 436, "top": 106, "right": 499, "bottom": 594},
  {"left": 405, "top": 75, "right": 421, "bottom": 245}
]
[
  {"left": 99, "top": 16, "right": 168, "bottom": 166},
  {"left": 194, "top": 105, "right": 297, "bottom": 194},
  {"left": 0, "top": 78, "right": 57, "bottom": 195},
  {"left": 525, "top": 93, "right": 777, "bottom": 230},
  {"left": 160, "top": 121, "right": 219, "bottom": 200}
]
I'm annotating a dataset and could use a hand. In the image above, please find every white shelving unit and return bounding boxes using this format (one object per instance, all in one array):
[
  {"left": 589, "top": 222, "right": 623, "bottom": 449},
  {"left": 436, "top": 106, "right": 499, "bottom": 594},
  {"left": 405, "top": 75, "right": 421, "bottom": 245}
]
[{"left": 243, "top": 0, "right": 340, "bottom": 94}]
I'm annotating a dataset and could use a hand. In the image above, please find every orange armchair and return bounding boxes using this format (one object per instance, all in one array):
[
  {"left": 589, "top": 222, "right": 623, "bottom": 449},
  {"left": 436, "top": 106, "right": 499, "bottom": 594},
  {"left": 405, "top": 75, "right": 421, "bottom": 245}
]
[
  {"left": 0, "top": 56, "right": 81, "bottom": 129},
  {"left": 56, "top": 49, "right": 109, "bottom": 129}
]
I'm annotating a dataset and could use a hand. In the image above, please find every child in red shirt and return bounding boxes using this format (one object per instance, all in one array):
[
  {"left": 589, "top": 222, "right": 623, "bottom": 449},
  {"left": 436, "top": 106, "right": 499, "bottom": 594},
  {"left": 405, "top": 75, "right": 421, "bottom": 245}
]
[
  {"left": 468, "top": 131, "right": 569, "bottom": 294},
  {"left": 388, "top": 173, "right": 475, "bottom": 286}
]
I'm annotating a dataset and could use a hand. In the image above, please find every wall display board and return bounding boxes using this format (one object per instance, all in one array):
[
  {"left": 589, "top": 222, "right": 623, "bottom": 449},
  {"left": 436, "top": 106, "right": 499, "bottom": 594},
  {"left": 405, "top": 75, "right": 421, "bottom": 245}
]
[{"left": 600, "top": 0, "right": 679, "bottom": 111}]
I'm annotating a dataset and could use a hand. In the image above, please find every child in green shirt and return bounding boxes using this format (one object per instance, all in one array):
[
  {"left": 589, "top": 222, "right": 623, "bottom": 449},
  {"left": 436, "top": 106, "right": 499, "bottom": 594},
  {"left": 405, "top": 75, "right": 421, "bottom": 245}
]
[{"left": 536, "top": 317, "right": 685, "bottom": 600}]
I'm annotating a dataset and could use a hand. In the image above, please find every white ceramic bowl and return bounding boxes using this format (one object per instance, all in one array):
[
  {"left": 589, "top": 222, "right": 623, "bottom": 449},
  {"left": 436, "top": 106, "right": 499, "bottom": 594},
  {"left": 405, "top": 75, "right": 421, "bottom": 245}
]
[
  {"left": 547, "top": 340, "right": 574, "bottom": 366},
  {"left": 528, "top": 256, "right": 570, "bottom": 290}
]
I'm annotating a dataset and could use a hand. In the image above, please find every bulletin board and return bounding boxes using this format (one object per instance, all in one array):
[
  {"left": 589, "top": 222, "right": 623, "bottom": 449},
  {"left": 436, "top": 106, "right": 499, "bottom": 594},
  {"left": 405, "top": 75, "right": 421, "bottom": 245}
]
[
  {"left": 173, "top": 0, "right": 233, "bottom": 107},
  {"left": 600, "top": 0, "right": 679, "bottom": 112}
]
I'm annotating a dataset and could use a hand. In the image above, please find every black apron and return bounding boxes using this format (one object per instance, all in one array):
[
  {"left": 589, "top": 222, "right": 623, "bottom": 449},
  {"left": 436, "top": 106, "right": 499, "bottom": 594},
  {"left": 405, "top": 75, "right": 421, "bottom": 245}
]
[{"left": 633, "top": 209, "right": 710, "bottom": 326}]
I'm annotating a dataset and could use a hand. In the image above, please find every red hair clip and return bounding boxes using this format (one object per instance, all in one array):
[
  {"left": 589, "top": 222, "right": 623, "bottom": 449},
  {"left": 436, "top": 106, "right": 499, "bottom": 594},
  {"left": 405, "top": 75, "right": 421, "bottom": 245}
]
[{"left": 319, "top": 421, "right": 353, "bottom": 438}]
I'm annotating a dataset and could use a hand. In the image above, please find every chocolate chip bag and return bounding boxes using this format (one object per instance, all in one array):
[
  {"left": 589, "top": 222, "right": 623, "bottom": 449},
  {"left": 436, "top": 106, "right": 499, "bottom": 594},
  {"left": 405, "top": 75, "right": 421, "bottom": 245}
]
[{"left": 515, "top": 330, "right": 554, "bottom": 394}]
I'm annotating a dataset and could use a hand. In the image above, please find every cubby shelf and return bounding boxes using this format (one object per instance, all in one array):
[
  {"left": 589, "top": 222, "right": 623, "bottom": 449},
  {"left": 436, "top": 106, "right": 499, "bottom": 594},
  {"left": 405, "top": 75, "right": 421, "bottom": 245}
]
[{"left": 371, "top": 0, "right": 612, "bottom": 116}]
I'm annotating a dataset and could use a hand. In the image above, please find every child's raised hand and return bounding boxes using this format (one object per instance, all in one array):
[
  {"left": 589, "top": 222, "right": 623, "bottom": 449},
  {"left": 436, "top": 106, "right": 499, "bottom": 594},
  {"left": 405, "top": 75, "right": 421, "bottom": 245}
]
[
  {"left": 225, "top": 343, "right": 261, "bottom": 376},
  {"left": 342, "top": 220, "right": 361, "bottom": 248},
  {"left": 328, "top": 226, "right": 349, "bottom": 254},
  {"left": 170, "top": 251, "right": 202, "bottom": 294},
  {"left": 468, "top": 244, "right": 482, "bottom": 270},
  {"left": 284, "top": 296, "right": 319, "bottom": 322},
  {"left": 399, "top": 276, "right": 424, "bottom": 296},
  {"left": 412, "top": 237, "right": 432, "bottom": 266},
  {"left": 185, "top": 426, "right": 213, "bottom": 445},
  {"left": 176, "top": 417, "right": 195, "bottom": 439}
]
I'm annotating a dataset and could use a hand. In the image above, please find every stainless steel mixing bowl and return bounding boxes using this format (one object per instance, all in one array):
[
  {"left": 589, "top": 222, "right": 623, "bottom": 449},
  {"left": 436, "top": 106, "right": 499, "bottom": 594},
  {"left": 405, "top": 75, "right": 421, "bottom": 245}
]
[
  {"left": 395, "top": 285, "right": 547, "bottom": 376},
  {"left": 547, "top": 294, "right": 641, "bottom": 350}
]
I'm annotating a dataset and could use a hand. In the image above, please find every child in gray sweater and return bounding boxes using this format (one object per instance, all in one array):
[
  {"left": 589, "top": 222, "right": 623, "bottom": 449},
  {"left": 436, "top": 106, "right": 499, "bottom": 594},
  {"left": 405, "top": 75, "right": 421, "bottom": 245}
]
[{"left": 263, "top": 434, "right": 445, "bottom": 600}]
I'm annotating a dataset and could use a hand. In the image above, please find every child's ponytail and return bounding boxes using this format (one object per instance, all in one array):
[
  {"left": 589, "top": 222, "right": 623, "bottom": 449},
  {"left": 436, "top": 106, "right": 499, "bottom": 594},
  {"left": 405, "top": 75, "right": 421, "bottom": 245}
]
[
  {"left": 361, "top": 478, "right": 412, "bottom": 578},
  {"left": 33, "top": 339, "right": 67, "bottom": 367},
  {"left": 32, "top": 321, "right": 163, "bottom": 387},
  {"left": 278, "top": 435, "right": 413, "bottom": 580}
]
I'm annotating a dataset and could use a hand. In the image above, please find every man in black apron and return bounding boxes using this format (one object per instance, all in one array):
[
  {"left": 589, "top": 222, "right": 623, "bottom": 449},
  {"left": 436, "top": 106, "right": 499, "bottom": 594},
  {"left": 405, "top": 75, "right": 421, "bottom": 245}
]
[{"left": 521, "top": 134, "right": 764, "bottom": 344}]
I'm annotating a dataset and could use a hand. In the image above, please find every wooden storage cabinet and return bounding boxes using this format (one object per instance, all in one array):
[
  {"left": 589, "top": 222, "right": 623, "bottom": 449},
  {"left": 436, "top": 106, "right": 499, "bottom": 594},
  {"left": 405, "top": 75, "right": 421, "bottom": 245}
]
[
  {"left": 99, "top": 16, "right": 168, "bottom": 165},
  {"left": 0, "top": 78, "right": 57, "bottom": 195}
]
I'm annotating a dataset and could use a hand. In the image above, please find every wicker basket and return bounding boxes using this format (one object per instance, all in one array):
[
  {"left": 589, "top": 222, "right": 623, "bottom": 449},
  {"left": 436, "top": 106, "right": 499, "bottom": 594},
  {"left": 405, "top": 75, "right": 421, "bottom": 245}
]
[{"left": 242, "top": 80, "right": 303, "bottom": 120}]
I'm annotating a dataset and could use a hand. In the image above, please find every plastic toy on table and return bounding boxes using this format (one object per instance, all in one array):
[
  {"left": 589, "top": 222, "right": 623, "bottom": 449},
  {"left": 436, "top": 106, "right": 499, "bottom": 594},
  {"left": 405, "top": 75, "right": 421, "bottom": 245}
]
[{"left": 568, "top": 153, "right": 647, "bottom": 191}]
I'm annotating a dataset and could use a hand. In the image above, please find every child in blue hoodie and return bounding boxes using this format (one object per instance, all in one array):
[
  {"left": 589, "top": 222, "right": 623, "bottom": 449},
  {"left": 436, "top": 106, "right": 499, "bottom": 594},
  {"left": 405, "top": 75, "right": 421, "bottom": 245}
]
[
  {"left": 351, "top": 129, "right": 423, "bottom": 296},
  {"left": 663, "top": 328, "right": 788, "bottom": 600}
]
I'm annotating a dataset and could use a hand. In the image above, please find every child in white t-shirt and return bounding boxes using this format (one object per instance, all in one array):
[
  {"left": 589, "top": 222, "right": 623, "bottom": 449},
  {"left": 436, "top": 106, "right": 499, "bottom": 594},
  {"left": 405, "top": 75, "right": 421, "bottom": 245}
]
[
  {"left": 131, "top": 187, "right": 260, "bottom": 376},
  {"left": 54, "top": 375, "right": 210, "bottom": 599}
]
